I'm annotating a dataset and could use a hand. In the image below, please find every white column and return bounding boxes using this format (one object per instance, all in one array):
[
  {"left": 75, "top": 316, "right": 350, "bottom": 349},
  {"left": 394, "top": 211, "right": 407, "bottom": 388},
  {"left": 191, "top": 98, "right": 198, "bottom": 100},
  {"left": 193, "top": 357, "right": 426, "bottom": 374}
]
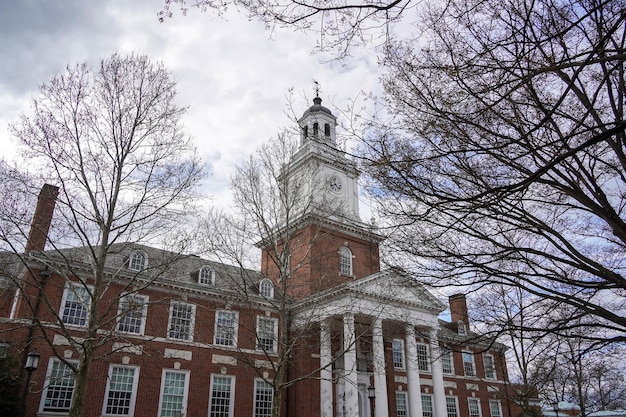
[
  {"left": 344, "top": 313, "right": 359, "bottom": 417},
  {"left": 405, "top": 324, "right": 423, "bottom": 417},
  {"left": 372, "top": 318, "right": 389, "bottom": 417},
  {"left": 321, "top": 319, "right": 333, "bottom": 417},
  {"left": 429, "top": 328, "right": 446, "bottom": 417}
]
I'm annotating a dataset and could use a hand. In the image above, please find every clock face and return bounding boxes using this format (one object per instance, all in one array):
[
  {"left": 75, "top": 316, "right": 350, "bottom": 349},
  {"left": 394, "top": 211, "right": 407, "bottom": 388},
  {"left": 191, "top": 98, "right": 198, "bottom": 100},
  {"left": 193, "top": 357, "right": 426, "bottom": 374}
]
[{"left": 328, "top": 175, "right": 342, "bottom": 192}]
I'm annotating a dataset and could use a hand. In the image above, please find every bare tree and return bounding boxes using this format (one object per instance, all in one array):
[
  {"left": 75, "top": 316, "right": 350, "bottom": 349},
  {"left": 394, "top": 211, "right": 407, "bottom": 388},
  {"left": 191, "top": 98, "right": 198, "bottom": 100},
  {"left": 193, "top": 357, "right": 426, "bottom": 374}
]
[
  {"left": 354, "top": 0, "right": 626, "bottom": 345},
  {"left": 4, "top": 52, "right": 203, "bottom": 417}
]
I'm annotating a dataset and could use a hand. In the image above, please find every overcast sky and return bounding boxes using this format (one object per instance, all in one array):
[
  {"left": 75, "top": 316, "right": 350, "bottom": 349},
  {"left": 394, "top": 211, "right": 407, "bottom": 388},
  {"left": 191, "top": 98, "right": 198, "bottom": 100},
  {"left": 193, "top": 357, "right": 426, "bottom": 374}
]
[{"left": 0, "top": 0, "right": 381, "bottom": 210}]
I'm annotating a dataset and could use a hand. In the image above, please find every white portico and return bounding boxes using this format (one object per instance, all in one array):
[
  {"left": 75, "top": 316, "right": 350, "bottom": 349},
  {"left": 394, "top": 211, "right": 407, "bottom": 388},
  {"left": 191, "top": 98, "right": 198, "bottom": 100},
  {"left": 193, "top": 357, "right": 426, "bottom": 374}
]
[{"left": 293, "top": 269, "right": 447, "bottom": 417}]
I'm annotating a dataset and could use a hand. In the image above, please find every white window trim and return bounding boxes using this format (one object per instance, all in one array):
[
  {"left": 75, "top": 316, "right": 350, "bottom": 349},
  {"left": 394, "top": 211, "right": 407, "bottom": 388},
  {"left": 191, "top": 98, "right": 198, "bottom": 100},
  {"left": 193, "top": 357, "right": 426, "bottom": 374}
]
[
  {"left": 101, "top": 364, "right": 140, "bottom": 416},
  {"left": 209, "top": 374, "right": 236, "bottom": 417},
  {"left": 416, "top": 343, "right": 431, "bottom": 372},
  {"left": 214, "top": 310, "right": 239, "bottom": 347},
  {"left": 59, "top": 282, "right": 92, "bottom": 328},
  {"left": 392, "top": 339, "right": 405, "bottom": 369},
  {"left": 157, "top": 369, "right": 190, "bottom": 417},
  {"left": 339, "top": 246, "right": 353, "bottom": 276},
  {"left": 395, "top": 391, "right": 409, "bottom": 417},
  {"left": 489, "top": 400, "right": 503, "bottom": 417},
  {"left": 256, "top": 316, "right": 278, "bottom": 353},
  {"left": 463, "top": 351, "right": 476, "bottom": 377},
  {"left": 468, "top": 398, "right": 483, "bottom": 417},
  {"left": 39, "top": 357, "right": 78, "bottom": 413},
  {"left": 199, "top": 265, "right": 215, "bottom": 286},
  {"left": 421, "top": 394, "right": 434, "bottom": 417},
  {"left": 128, "top": 250, "right": 148, "bottom": 272},
  {"left": 167, "top": 300, "right": 196, "bottom": 341},
  {"left": 117, "top": 294, "right": 148, "bottom": 335},
  {"left": 483, "top": 353, "right": 497, "bottom": 380},
  {"left": 259, "top": 279, "right": 274, "bottom": 298},
  {"left": 441, "top": 347, "right": 454, "bottom": 375},
  {"left": 253, "top": 378, "right": 274, "bottom": 417},
  {"left": 446, "top": 396, "right": 459, "bottom": 417}
]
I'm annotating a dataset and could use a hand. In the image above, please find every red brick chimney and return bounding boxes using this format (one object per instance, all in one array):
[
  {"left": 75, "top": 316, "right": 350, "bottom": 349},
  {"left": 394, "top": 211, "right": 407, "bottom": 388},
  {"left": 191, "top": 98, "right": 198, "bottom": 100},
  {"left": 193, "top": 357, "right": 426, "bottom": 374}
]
[
  {"left": 449, "top": 293, "right": 470, "bottom": 331},
  {"left": 24, "top": 184, "right": 59, "bottom": 253}
]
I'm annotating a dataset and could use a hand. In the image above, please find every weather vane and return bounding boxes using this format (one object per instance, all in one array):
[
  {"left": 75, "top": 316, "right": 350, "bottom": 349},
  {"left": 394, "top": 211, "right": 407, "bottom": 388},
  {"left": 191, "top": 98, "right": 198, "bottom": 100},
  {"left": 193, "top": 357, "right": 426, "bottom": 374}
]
[{"left": 313, "top": 79, "right": 321, "bottom": 98}]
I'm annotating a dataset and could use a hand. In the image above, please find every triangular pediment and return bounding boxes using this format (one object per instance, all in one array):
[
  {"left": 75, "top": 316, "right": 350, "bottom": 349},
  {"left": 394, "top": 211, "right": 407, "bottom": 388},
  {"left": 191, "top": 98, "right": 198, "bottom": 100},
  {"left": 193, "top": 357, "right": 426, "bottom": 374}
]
[{"left": 347, "top": 269, "right": 446, "bottom": 313}]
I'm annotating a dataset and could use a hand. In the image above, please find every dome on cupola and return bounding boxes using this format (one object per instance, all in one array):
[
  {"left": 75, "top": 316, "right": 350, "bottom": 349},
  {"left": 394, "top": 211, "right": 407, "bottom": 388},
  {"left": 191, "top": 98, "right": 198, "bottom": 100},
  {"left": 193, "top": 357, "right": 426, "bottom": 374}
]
[{"left": 298, "top": 95, "right": 338, "bottom": 146}]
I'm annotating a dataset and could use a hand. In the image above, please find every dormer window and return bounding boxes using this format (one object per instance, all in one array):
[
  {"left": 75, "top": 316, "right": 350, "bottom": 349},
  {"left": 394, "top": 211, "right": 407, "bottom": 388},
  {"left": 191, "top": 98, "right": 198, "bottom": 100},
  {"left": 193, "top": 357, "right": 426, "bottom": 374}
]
[
  {"left": 259, "top": 279, "right": 274, "bottom": 298},
  {"left": 457, "top": 320, "right": 467, "bottom": 336},
  {"left": 198, "top": 266, "right": 215, "bottom": 286},
  {"left": 339, "top": 246, "right": 353, "bottom": 276},
  {"left": 129, "top": 251, "right": 147, "bottom": 272}
]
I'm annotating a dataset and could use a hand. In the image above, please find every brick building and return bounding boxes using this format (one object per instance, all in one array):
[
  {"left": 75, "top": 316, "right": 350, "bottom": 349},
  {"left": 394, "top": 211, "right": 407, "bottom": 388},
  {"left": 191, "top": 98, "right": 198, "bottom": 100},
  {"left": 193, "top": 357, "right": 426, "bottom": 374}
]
[{"left": 0, "top": 97, "right": 526, "bottom": 417}]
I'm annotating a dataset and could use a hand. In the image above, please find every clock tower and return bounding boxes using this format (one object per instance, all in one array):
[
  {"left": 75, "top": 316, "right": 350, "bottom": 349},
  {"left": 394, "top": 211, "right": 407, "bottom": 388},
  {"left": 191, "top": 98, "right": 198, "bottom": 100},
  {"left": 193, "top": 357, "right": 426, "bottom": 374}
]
[{"left": 260, "top": 95, "right": 384, "bottom": 299}]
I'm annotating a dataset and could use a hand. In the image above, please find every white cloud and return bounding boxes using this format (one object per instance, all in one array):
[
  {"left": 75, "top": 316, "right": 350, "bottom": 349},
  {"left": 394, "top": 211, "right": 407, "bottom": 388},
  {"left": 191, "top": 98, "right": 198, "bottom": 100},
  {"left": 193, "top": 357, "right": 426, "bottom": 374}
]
[{"left": 0, "top": 0, "right": 381, "bottom": 214}]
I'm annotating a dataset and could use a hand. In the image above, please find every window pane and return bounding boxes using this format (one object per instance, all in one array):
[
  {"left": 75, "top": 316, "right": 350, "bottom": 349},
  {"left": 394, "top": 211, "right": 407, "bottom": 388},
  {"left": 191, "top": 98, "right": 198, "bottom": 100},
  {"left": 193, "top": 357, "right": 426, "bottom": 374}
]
[
  {"left": 490, "top": 401, "right": 502, "bottom": 417},
  {"left": 210, "top": 375, "right": 233, "bottom": 417},
  {"left": 199, "top": 267, "right": 214, "bottom": 285},
  {"left": 396, "top": 392, "right": 408, "bottom": 417},
  {"left": 469, "top": 398, "right": 481, "bottom": 417},
  {"left": 106, "top": 367, "right": 136, "bottom": 415},
  {"left": 118, "top": 295, "right": 146, "bottom": 334},
  {"left": 392, "top": 340, "right": 404, "bottom": 369},
  {"left": 416, "top": 344, "right": 430, "bottom": 372},
  {"left": 254, "top": 380, "right": 273, "bottom": 417},
  {"left": 339, "top": 247, "right": 352, "bottom": 275},
  {"left": 484, "top": 354, "right": 496, "bottom": 379},
  {"left": 215, "top": 311, "right": 237, "bottom": 346},
  {"left": 463, "top": 352, "right": 475, "bottom": 376},
  {"left": 441, "top": 347, "right": 453, "bottom": 374},
  {"left": 256, "top": 317, "right": 276, "bottom": 352},
  {"left": 62, "top": 285, "right": 89, "bottom": 326},
  {"left": 160, "top": 371, "right": 187, "bottom": 417},
  {"left": 169, "top": 302, "right": 194, "bottom": 340},
  {"left": 446, "top": 397, "right": 459, "bottom": 417},
  {"left": 43, "top": 360, "right": 75, "bottom": 412},
  {"left": 422, "top": 395, "right": 433, "bottom": 417}
]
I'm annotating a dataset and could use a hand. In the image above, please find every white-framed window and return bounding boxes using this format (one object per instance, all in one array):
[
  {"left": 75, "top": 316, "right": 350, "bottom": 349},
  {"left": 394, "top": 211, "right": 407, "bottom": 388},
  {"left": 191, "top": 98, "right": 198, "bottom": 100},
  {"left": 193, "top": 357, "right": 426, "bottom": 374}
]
[
  {"left": 484, "top": 353, "right": 496, "bottom": 380},
  {"left": 339, "top": 246, "right": 353, "bottom": 276},
  {"left": 117, "top": 294, "right": 148, "bottom": 335},
  {"left": 60, "top": 282, "right": 91, "bottom": 327},
  {"left": 40, "top": 358, "right": 76, "bottom": 413},
  {"left": 259, "top": 279, "right": 274, "bottom": 298},
  {"left": 256, "top": 316, "right": 278, "bottom": 352},
  {"left": 209, "top": 374, "right": 235, "bottom": 417},
  {"left": 167, "top": 301, "right": 195, "bottom": 341},
  {"left": 468, "top": 398, "right": 482, "bottom": 417},
  {"left": 489, "top": 400, "right": 502, "bottom": 417},
  {"left": 422, "top": 394, "right": 434, "bottom": 417},
  {"left": 446, "top": 396, "right": 459, "bottom": 417},
  {"left": 441, "top": 347, "right": 454, "bottom": 374},
  {"left": 199, "top": 265, "right": 215, "bottom": 285},
  {"left": 463, "top": 351, "right": 476, "bottom": 377},
  {"left": 253, "top": 379, "right": 273, "bottom": 417},
  {"left": 102, "top": 365, "right": 139, "bottom": 416},
  {"left": 215, "top": 310, "right": 238, "bottom": 346},
  {"left": 129, "top": 251, "right": 147, "bottom": 272},
  {"left": 158, "top": 369, "right": 189, "bottom": 417},
  {"left": 396, "top": 392, "right": 408, "bottom": 417},
  {"left": 392, "top": 339, "right": 405, "bottom": 369},
  {"left": 416, "top": 343, "right": 430, "bottom": 372}
]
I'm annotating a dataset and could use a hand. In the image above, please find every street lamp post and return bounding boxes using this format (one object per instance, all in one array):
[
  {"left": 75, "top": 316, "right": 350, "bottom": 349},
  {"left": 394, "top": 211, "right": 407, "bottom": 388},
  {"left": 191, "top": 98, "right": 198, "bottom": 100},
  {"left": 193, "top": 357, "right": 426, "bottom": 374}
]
[
  {"left": 18, "top": 351, "right": 40, "bottom": 417},
  {"left": 367, "top": 385, "right": 376, "bottom": 417}
]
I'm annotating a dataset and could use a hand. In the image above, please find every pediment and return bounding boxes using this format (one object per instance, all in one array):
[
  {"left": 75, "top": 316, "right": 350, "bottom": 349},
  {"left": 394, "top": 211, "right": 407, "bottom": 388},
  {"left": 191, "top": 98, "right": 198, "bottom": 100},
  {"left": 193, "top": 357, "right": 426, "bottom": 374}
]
[{"left": 346, "top": 269, "right": 446, "bottom": 313}]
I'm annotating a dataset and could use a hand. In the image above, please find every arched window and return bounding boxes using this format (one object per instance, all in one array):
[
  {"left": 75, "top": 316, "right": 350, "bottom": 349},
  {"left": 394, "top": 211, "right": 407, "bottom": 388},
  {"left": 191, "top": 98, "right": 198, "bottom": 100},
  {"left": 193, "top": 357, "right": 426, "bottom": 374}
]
[
  {"left": 313, "top": 122, "right": 319, "bottom": 136},
  {"left": 198, "top": 266, "right": 215, "bottom": 286},
  {"left": 303, "top": 125, "right": 308, "bottom": 138},
  {"left": 259, "top": 279, "right": 274, "bottom": 298},
  {"left": 339, "top": 246, "right": 353, "bottom": 276},
  {"left": 324, "top": 123, "right": 331, "bottom": 136},
  {"left": 129, "top": 251, "right": 147, "bottom": 271}
]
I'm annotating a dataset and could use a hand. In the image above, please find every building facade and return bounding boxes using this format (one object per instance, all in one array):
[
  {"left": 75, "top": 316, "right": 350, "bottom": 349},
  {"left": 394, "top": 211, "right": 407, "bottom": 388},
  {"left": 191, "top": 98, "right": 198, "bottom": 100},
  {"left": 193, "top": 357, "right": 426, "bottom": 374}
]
[{"left": 0, "top": 97, "right": 525, "bottom": 417}]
